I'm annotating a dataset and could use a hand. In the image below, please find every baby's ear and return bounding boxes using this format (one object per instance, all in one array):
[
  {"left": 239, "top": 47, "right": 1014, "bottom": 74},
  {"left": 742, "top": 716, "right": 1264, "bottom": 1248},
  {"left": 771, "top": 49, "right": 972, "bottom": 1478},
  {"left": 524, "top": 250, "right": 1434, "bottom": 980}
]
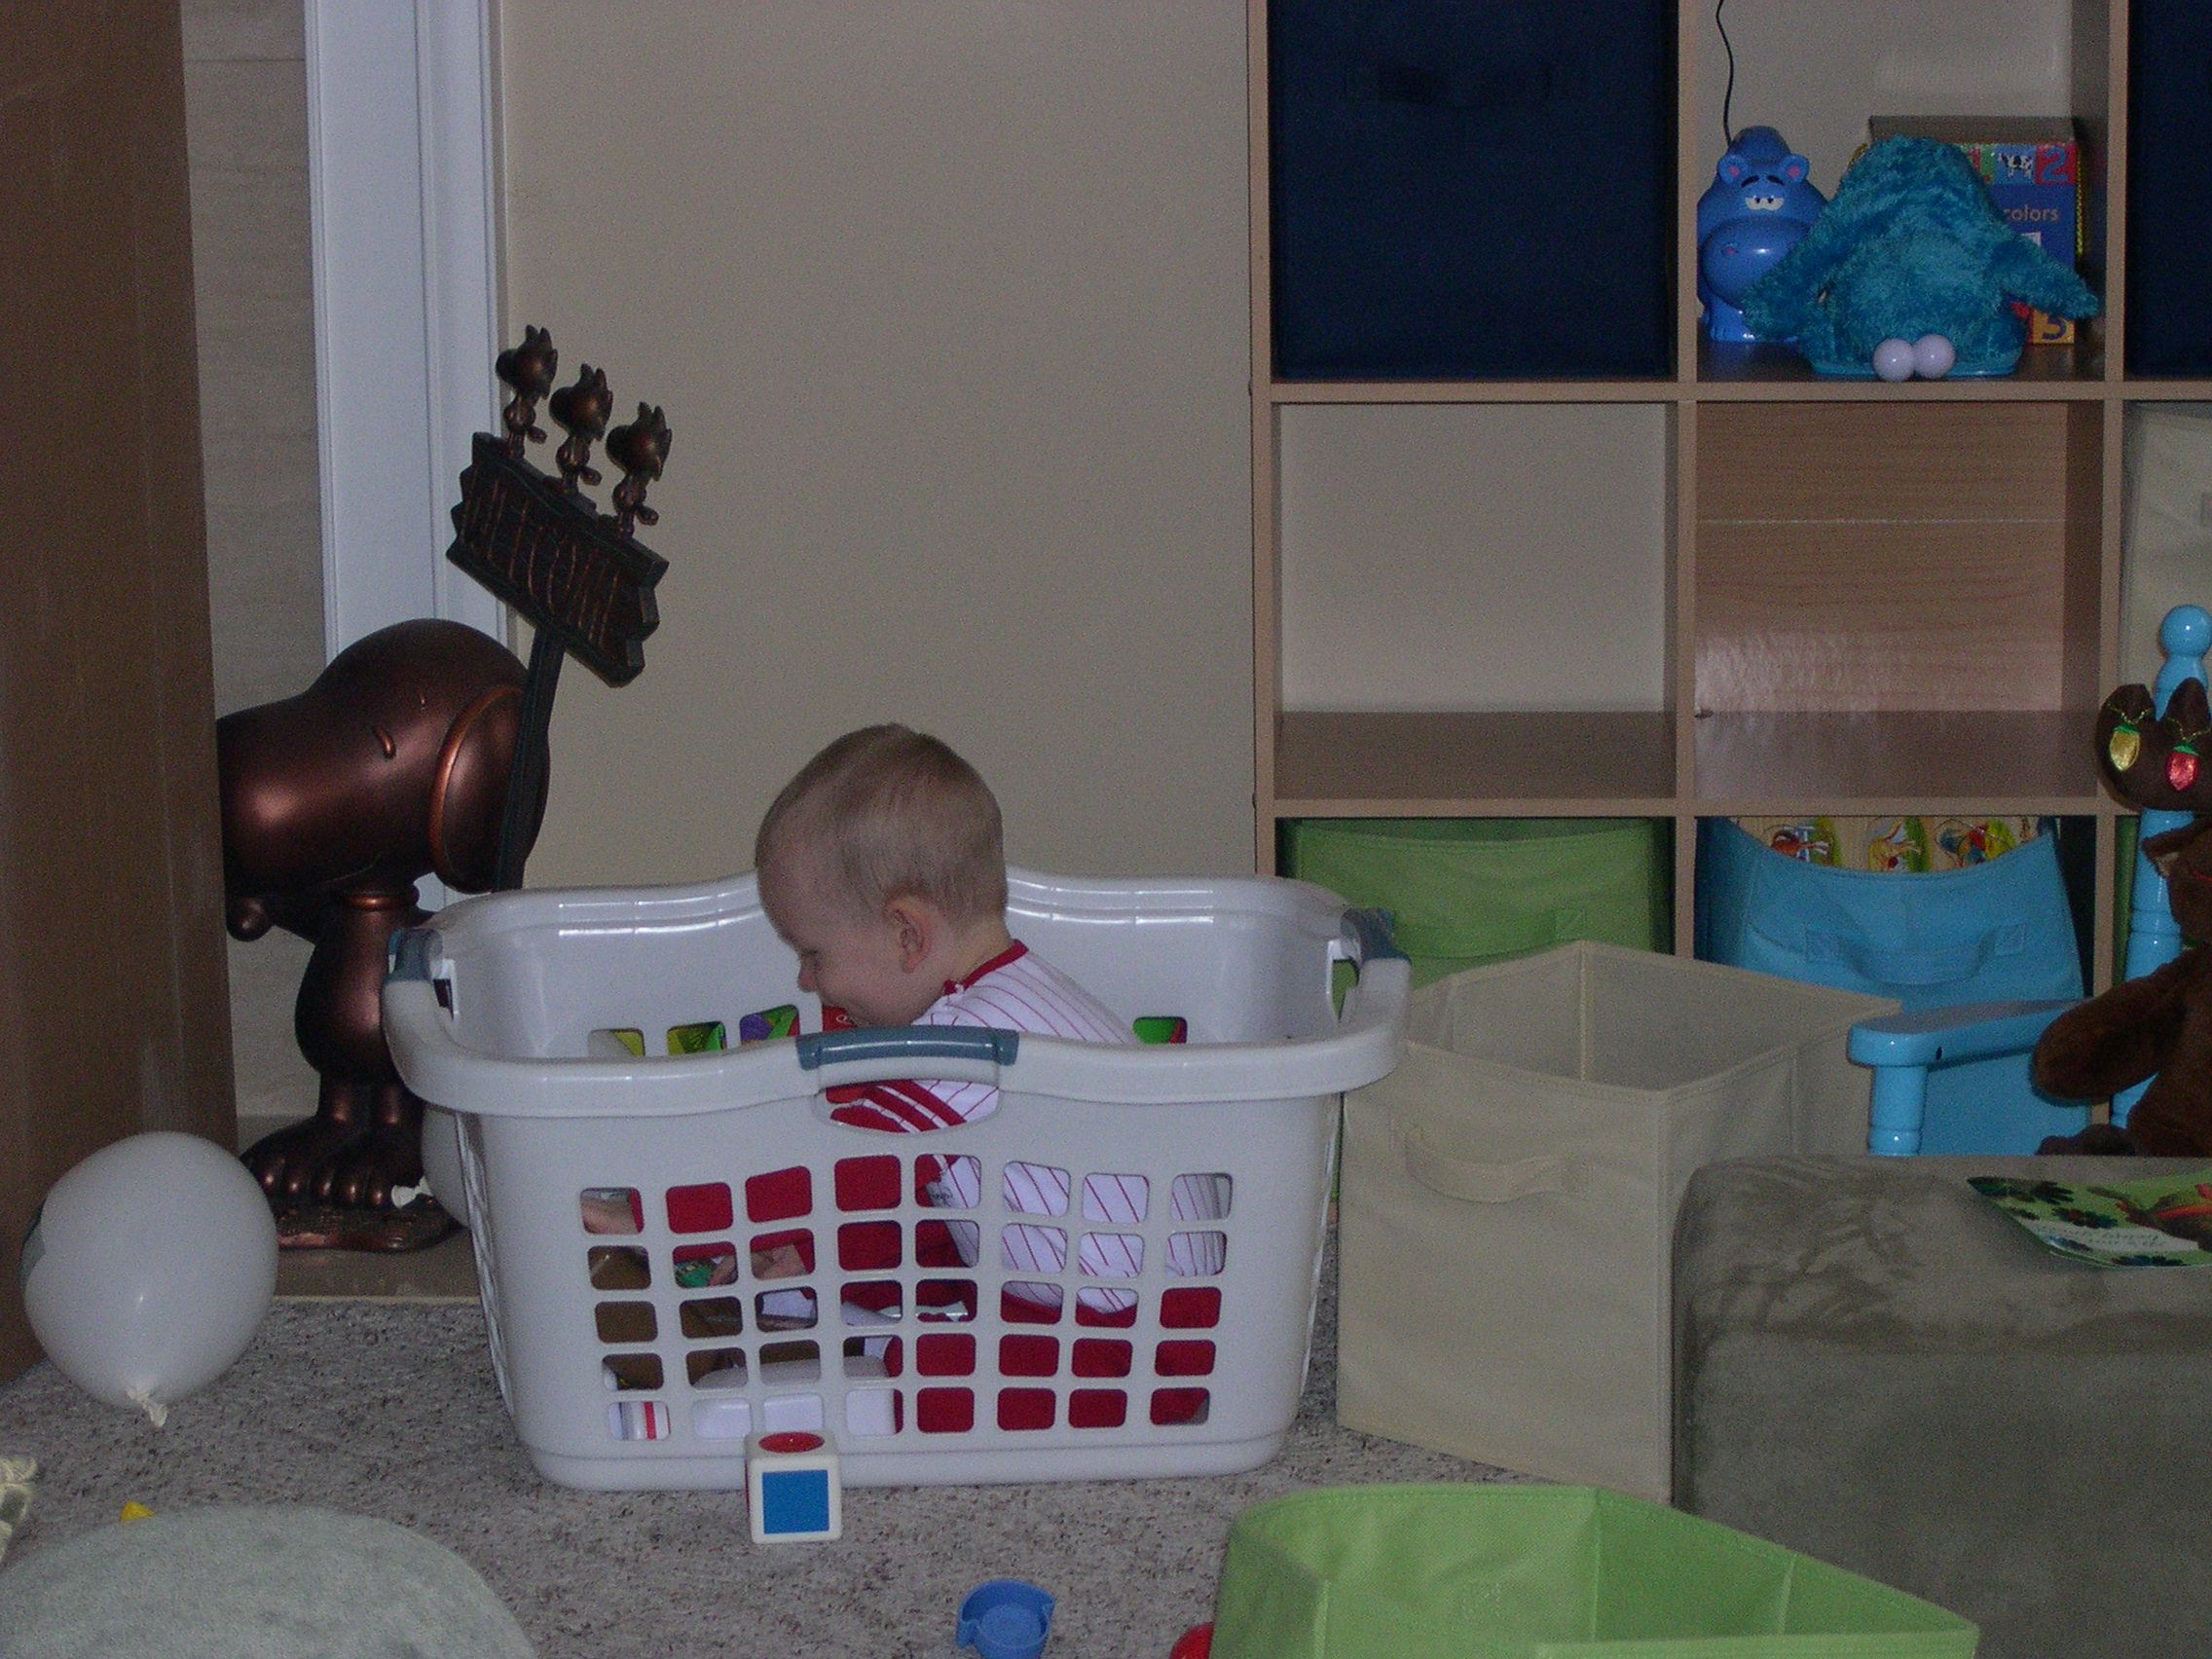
[{"left": 884, "top": 894, "right": 937, "bottom": 971}]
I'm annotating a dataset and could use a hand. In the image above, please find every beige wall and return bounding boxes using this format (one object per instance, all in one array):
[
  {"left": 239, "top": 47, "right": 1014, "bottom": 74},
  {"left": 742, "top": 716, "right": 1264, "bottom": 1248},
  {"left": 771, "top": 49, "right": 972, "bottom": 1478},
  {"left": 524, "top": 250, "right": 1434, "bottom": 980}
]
[
  {"left": 1694, "top": 0, "right": 2074, "bottom": 194},
  {"left": 184, "top": 0, "right": 321, "bottom": 1127},
  {"left": 499, "top": 1, "right": 1254, "bottom": 887}
]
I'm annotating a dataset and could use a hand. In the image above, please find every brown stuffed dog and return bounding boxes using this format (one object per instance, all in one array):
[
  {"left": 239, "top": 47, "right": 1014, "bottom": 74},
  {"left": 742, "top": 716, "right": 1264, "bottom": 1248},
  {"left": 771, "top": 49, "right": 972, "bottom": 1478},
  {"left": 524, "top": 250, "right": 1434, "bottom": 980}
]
[{"left": 2034, "top": 677, "right": 2212, "bottom": 1156}]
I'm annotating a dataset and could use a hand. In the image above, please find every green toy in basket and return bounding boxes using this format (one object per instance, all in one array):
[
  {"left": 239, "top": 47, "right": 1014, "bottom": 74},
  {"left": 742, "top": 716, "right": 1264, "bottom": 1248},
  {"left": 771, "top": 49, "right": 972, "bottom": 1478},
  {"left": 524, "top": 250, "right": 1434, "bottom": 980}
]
[
  {"left": 738, "top": 1003, "right": 798, "bottom": 1044},
  {"left": 1209, "top": 1485, "right": 1977, "bottom": 1657},
  {"left": 666, "top": 1019, "right": 726, "bottom": 1054}
]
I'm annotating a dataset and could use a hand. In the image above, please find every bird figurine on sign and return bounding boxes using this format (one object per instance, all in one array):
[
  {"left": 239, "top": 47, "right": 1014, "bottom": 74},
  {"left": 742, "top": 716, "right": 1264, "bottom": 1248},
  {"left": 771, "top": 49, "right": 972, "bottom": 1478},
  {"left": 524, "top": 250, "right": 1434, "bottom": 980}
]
[
  {"left": 548, "top": 364, "right": 612, "bottom": 492},
  {"left": 496, "top": 325, "right": 558, "bottom": 453},
  {"left": 607, "top": 403, "right": 672, "bottom": 535}
]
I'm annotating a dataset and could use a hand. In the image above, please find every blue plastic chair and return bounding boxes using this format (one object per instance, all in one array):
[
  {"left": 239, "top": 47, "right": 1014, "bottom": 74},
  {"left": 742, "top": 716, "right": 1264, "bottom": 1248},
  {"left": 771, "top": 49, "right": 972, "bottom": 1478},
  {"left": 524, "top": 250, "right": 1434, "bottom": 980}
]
[{"left": 1846, "top": 605, "right": 2212, "bottom": 1154}]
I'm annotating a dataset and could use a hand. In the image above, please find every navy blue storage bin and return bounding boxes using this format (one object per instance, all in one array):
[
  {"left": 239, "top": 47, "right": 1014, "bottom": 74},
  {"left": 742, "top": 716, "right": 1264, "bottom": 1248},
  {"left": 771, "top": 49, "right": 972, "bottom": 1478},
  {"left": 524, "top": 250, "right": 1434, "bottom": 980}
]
[
  {"left": 1270, "top": 0, "right": 1675, "bottom": 381},
  {"left": 2127, "top": 0, "right": 2212, "bottom": 375},
  {"left": 1696, "top": 820, "right": 2087, "bottom": 1156}
]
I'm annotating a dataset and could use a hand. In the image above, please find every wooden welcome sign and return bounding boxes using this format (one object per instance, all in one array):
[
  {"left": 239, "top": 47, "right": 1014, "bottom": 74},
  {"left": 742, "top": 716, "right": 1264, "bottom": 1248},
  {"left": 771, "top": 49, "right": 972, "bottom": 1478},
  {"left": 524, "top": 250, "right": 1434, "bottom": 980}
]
[{"left": 445, "top": 325, "right": 673, "bottom": 886}]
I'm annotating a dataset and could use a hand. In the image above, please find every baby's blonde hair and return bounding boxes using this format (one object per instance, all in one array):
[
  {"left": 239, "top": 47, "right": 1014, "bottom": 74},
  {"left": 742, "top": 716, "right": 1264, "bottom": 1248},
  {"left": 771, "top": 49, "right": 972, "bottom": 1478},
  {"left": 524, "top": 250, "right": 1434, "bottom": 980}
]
[{"left": 756, "top": 724, "right": 1008, "bottom": 922}]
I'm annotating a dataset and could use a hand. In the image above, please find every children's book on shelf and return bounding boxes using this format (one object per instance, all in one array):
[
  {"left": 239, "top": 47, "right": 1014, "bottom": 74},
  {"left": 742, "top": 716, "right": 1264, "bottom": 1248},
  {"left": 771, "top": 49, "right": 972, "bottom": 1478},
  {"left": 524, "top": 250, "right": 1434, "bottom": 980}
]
[{"left": 1864, "top": 116, "right": 2083, "bottom": 344}]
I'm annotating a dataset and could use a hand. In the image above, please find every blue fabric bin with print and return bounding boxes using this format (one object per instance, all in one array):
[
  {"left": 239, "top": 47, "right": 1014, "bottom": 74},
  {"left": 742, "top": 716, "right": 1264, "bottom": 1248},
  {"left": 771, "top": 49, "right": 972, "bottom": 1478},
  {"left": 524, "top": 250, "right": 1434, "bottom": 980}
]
[{"left": 1696, "top": 819, "right": 2085, "bottom": 1153}]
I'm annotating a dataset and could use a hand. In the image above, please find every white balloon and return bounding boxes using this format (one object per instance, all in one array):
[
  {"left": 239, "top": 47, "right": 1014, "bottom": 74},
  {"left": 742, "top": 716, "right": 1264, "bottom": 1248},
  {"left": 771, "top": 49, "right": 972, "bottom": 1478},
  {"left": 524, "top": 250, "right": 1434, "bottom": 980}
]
[
  {"left": 1912, "top": 332, "right": 1957, "bottom": 379},
  {"left": 1871, "top": 338, "right": 1916, "bottom": 382},
  {"left": 21, "top": 1132, "right": 277, "bottom": 1424}
]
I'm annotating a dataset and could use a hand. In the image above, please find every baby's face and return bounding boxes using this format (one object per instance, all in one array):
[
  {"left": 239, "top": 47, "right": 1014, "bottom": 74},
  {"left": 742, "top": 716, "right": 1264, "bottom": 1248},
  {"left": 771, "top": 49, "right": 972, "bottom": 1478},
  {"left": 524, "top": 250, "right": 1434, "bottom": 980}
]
[{"left": 759, "top": 857, "right": 935, "bottom": 1028}]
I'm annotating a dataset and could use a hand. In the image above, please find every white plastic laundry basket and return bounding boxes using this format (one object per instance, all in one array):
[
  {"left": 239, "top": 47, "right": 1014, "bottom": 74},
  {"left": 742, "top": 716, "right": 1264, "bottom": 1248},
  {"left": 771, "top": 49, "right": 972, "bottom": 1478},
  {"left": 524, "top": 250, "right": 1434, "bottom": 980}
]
[{"left": 383, "top": 869, "right": 1407, "bottom": 1491}]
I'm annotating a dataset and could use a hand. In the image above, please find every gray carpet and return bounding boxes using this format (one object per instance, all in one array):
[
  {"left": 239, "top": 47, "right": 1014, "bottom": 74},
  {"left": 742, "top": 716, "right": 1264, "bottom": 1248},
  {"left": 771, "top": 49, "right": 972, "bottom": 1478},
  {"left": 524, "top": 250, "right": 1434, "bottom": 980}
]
[{"left": 0, "top": 1235, "right": 1520, "bottom": 1658}]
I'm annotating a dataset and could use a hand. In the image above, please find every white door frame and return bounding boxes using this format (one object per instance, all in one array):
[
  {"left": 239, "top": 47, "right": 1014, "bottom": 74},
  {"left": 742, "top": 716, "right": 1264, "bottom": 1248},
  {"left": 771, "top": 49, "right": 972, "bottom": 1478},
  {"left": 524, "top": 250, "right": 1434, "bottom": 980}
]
[{"left": 305, "top": 0, "right": 503, "bottom": 657}]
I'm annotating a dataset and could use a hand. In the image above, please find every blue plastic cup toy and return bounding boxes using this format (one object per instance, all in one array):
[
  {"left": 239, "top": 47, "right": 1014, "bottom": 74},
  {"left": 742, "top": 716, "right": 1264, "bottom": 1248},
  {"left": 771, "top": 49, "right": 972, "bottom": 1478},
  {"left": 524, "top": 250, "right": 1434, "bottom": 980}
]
[{"left": 956, "top": 1579, "right": 1054, "bottom": 1659}]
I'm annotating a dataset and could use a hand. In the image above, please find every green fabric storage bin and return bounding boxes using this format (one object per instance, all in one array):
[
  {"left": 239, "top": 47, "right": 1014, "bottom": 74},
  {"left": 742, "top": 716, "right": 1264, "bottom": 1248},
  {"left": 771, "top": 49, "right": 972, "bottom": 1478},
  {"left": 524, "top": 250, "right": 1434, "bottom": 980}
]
[
  {"left": 1211, "top": 1485, "right": 1978, "bottom": 1659},
  {"left": 1285, "top": 820, "right": 1670, "bottom": 986}
]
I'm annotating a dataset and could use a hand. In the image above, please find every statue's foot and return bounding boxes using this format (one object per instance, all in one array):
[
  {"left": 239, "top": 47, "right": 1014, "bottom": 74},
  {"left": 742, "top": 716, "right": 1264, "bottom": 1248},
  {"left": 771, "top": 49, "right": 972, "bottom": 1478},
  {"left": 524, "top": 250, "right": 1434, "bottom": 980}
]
[
  {"left": 275, "top": 1196, "right": 457, "bottom": 1252},
  {"left": 244, "top": 1114, "right": 374, "bottom": 1203},
  {"left": 2039, "top": 1123, "right": 2138, "bottom": 1156},
  {"left": 311, "top": 1116, "right": 425, "bottom": 1210}
]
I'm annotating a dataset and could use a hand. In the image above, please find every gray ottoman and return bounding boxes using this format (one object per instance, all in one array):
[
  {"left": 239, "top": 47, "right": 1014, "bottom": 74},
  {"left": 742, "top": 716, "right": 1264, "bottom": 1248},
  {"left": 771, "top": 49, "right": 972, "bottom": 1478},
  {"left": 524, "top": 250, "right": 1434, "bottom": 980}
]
[{"left": 1675, "top": 1155, "right": 2212, "bottom": 1659}]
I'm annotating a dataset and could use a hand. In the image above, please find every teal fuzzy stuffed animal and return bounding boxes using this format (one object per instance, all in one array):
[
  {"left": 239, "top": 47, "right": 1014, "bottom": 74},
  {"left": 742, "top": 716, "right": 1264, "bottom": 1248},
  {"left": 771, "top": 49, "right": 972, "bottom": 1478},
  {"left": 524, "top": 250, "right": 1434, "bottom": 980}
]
[{"left": 1743, "top": 135, "right": 2099, "bottom": 377}]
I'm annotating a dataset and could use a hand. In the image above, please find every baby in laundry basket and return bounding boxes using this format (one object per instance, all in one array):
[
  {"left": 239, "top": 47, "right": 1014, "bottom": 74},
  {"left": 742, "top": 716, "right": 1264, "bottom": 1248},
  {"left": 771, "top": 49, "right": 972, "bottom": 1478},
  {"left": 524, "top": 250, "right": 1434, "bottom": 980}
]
[
  {"left": 755, "top": 723, "right": 1222, "bottom": 1318},
  {"left": 755, "top": 722, "right": 1132, "bottom": 1078}
]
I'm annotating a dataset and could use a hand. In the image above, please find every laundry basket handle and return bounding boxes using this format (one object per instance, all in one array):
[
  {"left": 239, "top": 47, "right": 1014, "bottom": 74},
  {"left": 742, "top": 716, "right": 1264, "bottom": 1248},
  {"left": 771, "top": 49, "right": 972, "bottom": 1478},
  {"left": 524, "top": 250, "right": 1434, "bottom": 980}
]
[
  {"left": 1337, "top": 907, "right": 1407, "bottom": 966},
  {"left": 387, "top": 926, "right": 439, "bottom": 982},
  {"left": 796, "top": 1026, "right": 1021, "bottom": 1071},
  {"left": 1333, "top": 907, "right": 1412, "bottom": 1034}
]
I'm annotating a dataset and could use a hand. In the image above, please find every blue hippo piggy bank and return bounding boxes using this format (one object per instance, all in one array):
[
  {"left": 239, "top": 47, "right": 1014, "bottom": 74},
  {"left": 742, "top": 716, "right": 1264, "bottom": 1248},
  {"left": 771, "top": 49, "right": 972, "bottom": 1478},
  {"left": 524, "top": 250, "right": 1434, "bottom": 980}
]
[{"left": 1697, "top": 127, "right": 1826, "bottom": 342}]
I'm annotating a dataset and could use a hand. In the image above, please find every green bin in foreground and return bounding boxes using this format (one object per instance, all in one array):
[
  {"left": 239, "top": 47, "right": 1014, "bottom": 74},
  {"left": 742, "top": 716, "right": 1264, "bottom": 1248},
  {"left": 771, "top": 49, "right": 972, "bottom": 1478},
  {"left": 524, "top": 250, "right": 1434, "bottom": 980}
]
[{"left": 1211, "top": 1486, "right": 1977, "bottom": 1658}]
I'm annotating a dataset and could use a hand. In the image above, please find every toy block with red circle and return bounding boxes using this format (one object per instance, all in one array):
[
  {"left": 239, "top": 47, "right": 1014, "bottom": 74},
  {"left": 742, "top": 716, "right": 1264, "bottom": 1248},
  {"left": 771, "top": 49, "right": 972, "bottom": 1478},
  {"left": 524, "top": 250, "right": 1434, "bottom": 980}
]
[{"left": 747, "top": 1428, "right": 841, "bottom": 1544}]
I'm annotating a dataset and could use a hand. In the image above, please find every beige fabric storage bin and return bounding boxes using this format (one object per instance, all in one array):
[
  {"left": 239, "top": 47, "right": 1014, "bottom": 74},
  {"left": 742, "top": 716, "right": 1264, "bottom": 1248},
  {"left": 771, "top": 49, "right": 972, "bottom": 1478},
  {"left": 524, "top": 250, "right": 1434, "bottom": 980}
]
[{"left": 1337, "top": 941, "right": 1896, "bottom": 1503}]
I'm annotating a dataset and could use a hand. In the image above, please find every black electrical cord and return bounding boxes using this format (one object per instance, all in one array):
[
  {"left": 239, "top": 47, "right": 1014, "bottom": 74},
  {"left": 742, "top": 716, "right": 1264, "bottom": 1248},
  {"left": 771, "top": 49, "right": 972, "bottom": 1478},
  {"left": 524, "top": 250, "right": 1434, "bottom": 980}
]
[{"left": 1717, "top": 0, "right": 1737, "bottom": 147}]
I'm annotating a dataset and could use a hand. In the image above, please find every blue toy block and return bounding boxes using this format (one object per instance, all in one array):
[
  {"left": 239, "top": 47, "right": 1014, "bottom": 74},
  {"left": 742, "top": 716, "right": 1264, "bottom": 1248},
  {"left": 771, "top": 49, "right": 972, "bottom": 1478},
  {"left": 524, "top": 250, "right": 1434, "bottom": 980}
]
[
  {"left": 758, "top": 1467, "right": 830, "bottom": 1535},
  {"left": 747, "top": 1429, "right": 841, "bottom": 1544}
]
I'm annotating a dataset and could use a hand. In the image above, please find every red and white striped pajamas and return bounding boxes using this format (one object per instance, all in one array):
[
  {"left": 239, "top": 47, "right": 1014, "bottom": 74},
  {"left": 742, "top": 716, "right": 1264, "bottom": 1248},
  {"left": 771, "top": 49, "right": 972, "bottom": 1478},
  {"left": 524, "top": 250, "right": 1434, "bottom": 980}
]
[{"left": 826, "top": 942, "right": 1225, "bottom": 1314}]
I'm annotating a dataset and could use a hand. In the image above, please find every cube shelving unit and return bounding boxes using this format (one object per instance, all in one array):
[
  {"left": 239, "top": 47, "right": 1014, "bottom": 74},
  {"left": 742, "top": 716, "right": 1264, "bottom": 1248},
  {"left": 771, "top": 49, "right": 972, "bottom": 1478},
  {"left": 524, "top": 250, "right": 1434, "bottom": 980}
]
[{"left": 1251, "top": 0, "right": 2212, "bottom": 990}]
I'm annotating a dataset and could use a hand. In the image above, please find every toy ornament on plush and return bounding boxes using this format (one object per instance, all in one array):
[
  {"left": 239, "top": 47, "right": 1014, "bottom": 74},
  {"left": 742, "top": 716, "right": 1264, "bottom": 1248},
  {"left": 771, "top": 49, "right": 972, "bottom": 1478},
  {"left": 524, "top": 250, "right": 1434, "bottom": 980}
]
[
  {"left": 1696, "top": 126, "right": 1825, "bottom": 342},
  {"left": 2034, "top": 677, "right": 2212, "bottom": 1157},
  {"left": 1741, "top": 134, "right": 2098, "bottom": 378}
]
